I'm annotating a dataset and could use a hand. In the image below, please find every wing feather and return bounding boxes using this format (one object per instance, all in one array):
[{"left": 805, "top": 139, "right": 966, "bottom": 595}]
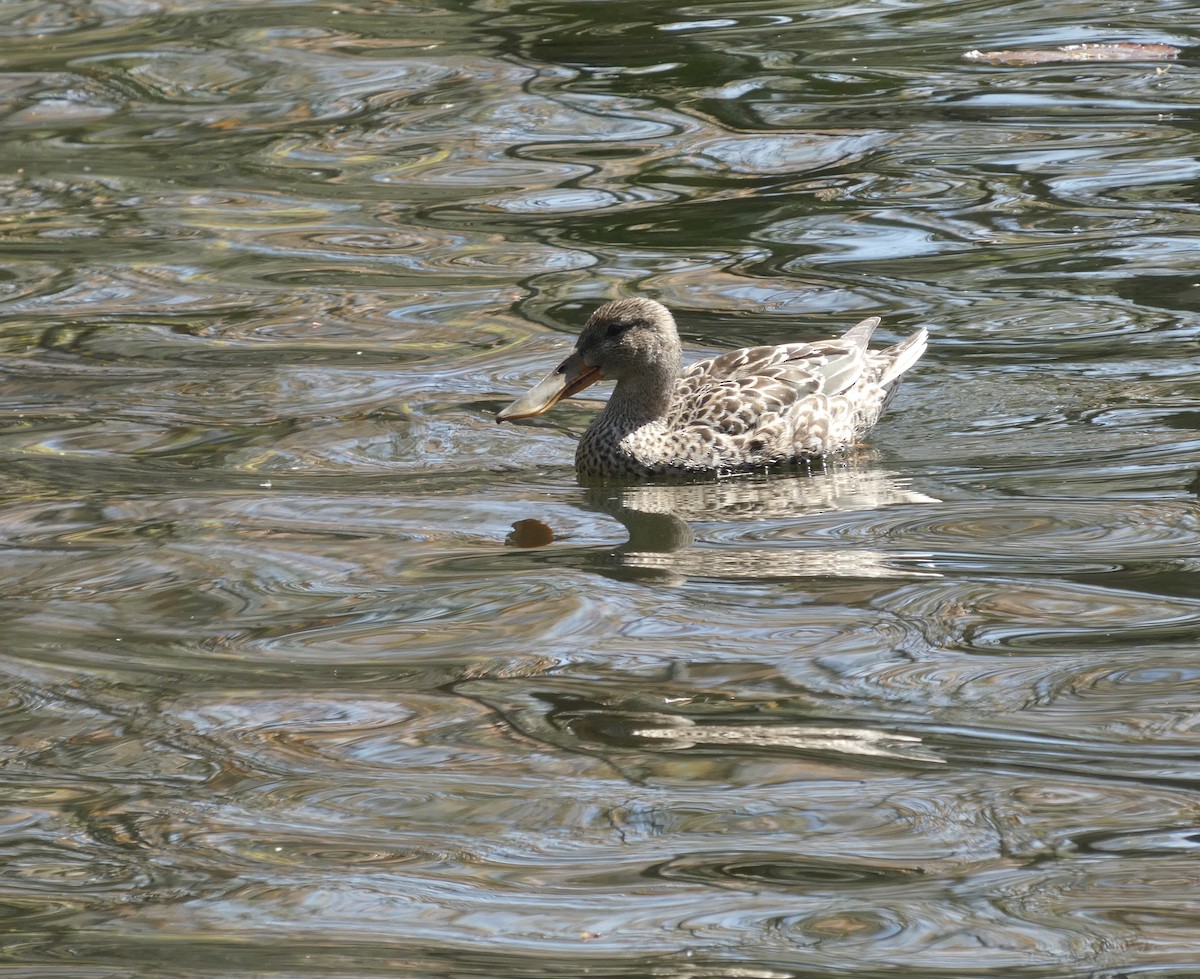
[
  {"left": 674, "top": 333, "right": 871, "bottom": 429},
  {"left": 653, "top": 316, "right": 902, "bottom": 469}
]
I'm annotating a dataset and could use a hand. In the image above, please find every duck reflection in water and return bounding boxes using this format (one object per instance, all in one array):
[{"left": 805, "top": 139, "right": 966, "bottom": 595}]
[{"left": 506, "top": 461, "right": 941, "bottom": 585}]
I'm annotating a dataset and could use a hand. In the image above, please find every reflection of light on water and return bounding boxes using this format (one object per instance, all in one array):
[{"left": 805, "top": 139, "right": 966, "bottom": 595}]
[
  {"left": 11, "top": 0, "right": 1200, "bottom": 970},
  {"left": 633, "top": 716, "right": 945, "bottom": 764},
  {"left": 616, "top": 544, "right": 937, "bottom": 580}
]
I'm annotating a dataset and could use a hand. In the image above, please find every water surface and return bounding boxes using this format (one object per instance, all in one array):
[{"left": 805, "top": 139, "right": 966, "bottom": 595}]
[{"left": 2, "top": 0, "right": 1200, "bottom": 976}]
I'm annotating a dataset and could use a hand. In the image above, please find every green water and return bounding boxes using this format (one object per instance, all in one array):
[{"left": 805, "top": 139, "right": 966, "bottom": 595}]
[{"left": 1, "top": 1, "right": 1200, "bottom": 976}]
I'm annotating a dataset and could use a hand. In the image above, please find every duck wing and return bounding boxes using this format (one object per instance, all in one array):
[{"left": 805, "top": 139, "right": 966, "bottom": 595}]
[{"left": 671, "top": 318, "right": 881, "bottom": 436}]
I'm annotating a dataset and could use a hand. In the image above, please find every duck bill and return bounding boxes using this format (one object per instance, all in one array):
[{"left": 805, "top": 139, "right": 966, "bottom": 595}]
[{"left": 496, "top": 352, "right": 602, "bottom": 422}]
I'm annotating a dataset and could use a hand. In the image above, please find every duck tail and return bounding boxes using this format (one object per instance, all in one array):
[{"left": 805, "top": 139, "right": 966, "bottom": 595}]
[
  {"left": 841, "top": 316, "right": 881, "bottom": 349},
  {"left": 877, "top": 328, "right": 929, "bottom": 387}
]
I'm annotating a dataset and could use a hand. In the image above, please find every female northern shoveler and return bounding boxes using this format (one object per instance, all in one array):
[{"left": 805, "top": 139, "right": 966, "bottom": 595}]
[{"left": 497, "top": 298, "right": 928, "bottom": 479}]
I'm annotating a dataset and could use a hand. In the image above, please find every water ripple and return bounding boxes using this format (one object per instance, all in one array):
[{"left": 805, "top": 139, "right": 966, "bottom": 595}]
[{"left": 4, "top": 0, "right": 1200, "bottom": 974}]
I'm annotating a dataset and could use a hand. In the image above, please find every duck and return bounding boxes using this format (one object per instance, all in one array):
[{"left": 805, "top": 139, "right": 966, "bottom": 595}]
[{"left": 497, "top": 298, "right": 928, "bottom": 479}]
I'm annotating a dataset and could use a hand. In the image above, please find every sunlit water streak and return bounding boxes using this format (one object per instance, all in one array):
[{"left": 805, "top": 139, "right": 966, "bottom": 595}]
[{"left": 1, "top": 0, "right": 1199, "bottom": 976}]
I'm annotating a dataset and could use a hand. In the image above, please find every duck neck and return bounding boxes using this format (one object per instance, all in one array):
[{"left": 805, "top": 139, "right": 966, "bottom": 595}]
[{"left": 603, "top": 357, "right": 679, "bottom": 429}]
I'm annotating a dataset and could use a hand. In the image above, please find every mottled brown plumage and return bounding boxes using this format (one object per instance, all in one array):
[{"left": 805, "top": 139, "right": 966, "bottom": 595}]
[{"left": 497, "top": 298, "right": 928, "bottom": 479}]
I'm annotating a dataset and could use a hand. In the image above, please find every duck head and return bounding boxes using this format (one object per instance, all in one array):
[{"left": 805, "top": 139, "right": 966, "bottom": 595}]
[{"left": 497, "top": 298, "right": 682, "bottom": 422}]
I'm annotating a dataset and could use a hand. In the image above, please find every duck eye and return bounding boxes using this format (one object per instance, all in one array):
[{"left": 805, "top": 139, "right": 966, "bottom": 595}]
[{"left": 605, "top": 318, "right": 639, "bottom": 339}]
